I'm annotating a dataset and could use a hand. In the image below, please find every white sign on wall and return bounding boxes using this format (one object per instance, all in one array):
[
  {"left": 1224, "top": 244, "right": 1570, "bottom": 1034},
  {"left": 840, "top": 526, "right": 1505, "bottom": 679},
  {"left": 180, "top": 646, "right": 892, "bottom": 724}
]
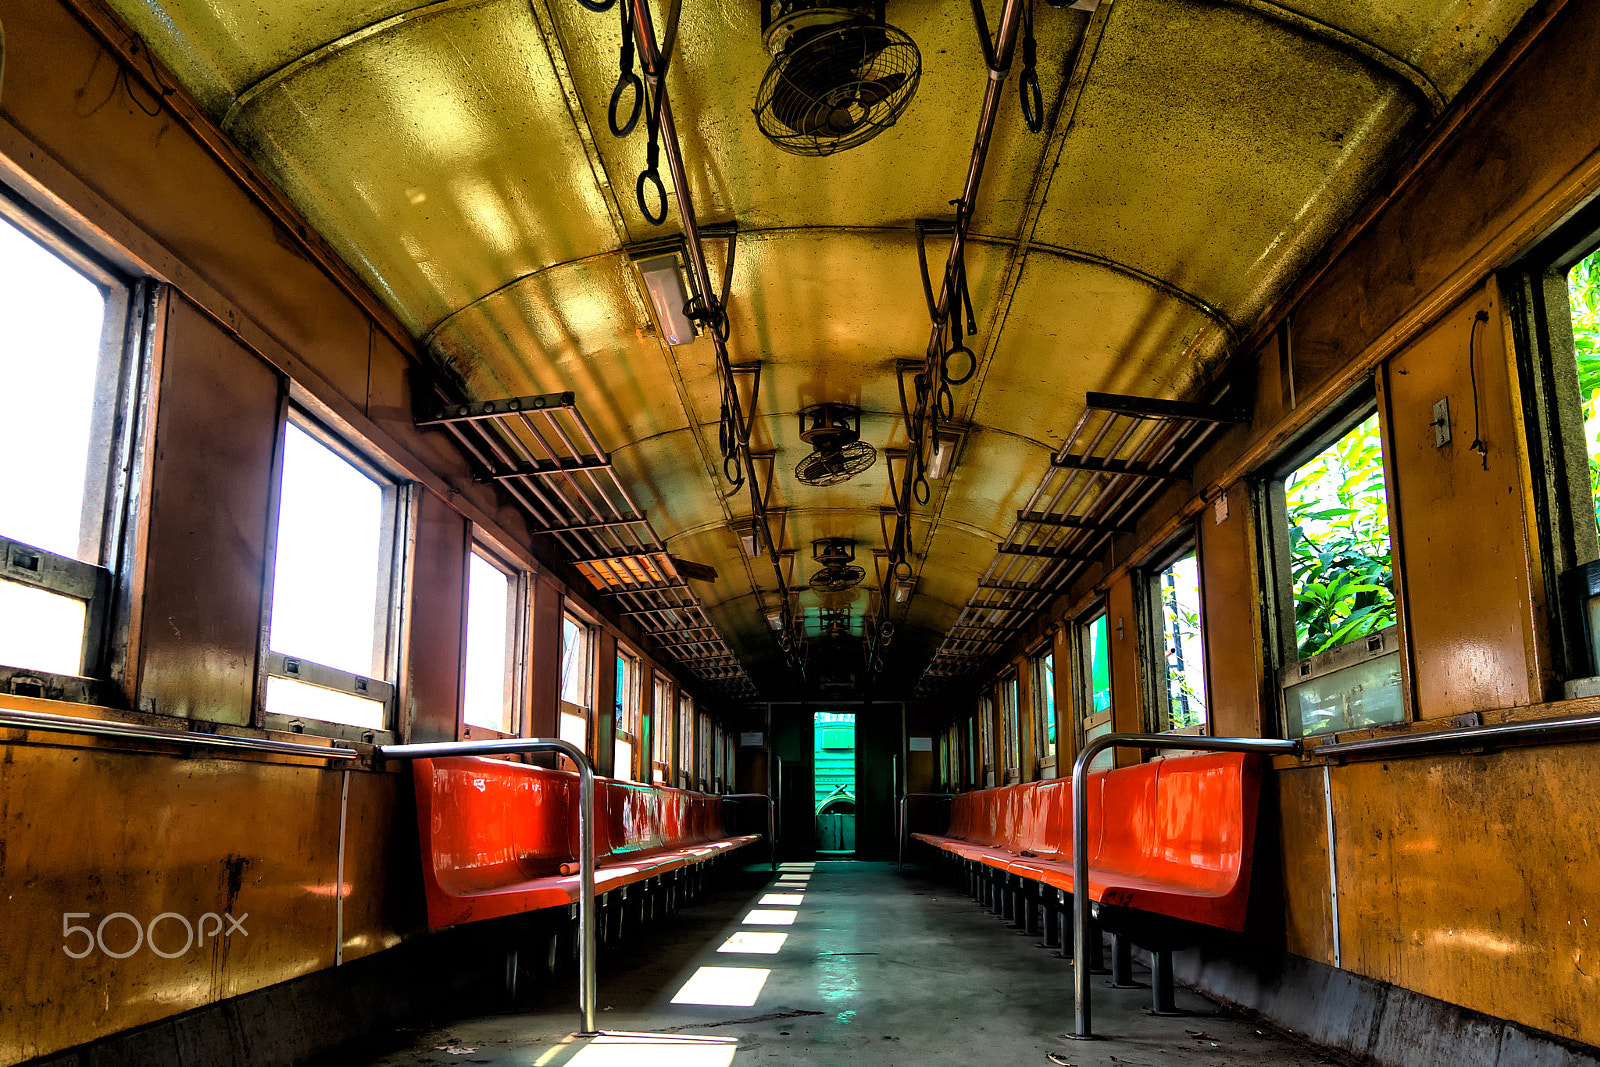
[{"left": 908, "top": 736, "right": 933, "bottom": 752}]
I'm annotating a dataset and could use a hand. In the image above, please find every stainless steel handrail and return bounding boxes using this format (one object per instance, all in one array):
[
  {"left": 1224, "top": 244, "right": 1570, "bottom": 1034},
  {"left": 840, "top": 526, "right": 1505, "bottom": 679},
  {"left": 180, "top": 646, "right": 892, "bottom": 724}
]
[
  {"left": 719, "top": 793, "right": 777, "bottom": 870},
  {"left": 896, "top": 792, "right": 955, "bottom": 869},
  {"left": 0, "top": 707, "right": 360, "bottom": 760},
  {"left": 1070, "top": 734, "right": 1300, "bottom": 1039},
  {"left": 1312, "top": 710, "right": 1600, "bottom": 759},
  {"left": 377, "top": 738, "right": 598, "bottom": 1036}
]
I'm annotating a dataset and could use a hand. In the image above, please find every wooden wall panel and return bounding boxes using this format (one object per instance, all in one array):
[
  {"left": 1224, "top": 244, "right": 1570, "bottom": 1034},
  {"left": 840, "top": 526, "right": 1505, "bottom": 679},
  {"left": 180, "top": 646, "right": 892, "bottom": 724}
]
[
  {"left": 1275, "top": 766, "right": 1335, "bottom": 966},
  {"left": 1200, "top": 484, "right": 1268, "bottom": 738},
  {"left": 1107, "top": 572, "right": 1143, "bottom": 765},
  {"left": 1385, "top": 292, "right": 1542, "bottom": 718},
  {"left": 137, "top": 295, "right": 281, "bottom": 725},
  {"left": 0, "top": 741, "right": 374, "bottom": 1063},
  {"left": 401, "top": 489, "right": 466, "bottom": 743},
  {"left": 1329, "top": 748, "right": 1600, "bottom": 1046}
]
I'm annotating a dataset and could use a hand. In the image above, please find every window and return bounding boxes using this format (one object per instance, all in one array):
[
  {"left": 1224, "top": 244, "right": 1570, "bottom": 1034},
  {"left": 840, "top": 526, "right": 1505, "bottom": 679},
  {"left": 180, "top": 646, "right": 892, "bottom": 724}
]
[
  {"left": 698, "top": 711, "right": 712, "bottom": 790},
  {"left": 677, "top": 692, "right": 694, "bottom": 788},
  {"left": 999, "top": 672, "right": 1021, "bottom": 781},
  {"left": 1076, "top": 611, "right": 1113, "bottom": 771},
  {"left": 613, "top": 650, "right": 641, "bottom": 780},
  {"left": 978, "top": 693, "right": 995, "bottom": 787},
  {"left": 558, "top": 611, "right": 592, "bottom": 752},
  {"left": 1029, "top": 644, "right": 1057, "bottom": 774},
  {"left": 652, "top": 674, "right": 672, "bottom": 783},
  {"left": 0, "top": 200, "right": 145, "bottom": 703},
  {"left": 965, "top": 716, "right": 976, "bottom": 788},
  {"left": 462, "top": 547, "right": 522, "bottom": 735},
  {"left": 1264, "top": 406, "right": 1403, "bottom": 739},
  {"left": 264, "top": 417, "right": 404, "bottom": 733},
  {"left": 1148, "top": 546, "right": 1207, "bottom": 734}
]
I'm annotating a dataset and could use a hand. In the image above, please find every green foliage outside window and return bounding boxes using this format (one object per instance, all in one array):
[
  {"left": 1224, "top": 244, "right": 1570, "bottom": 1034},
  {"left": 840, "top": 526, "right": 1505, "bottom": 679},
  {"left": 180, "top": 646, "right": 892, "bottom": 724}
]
[
  {"left": 1285, "top": 414, "right": 1396, "bottom": 659},
  {"left": 1570, "top": 251, "right": 1600, "bottom": 527}
]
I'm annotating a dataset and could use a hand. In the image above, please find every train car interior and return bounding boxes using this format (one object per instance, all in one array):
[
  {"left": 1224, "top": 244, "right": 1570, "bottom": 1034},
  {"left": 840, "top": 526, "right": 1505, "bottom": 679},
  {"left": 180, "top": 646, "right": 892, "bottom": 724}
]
[{"left": 3, "top": 0, "right": 1600, "bottom": 1063}]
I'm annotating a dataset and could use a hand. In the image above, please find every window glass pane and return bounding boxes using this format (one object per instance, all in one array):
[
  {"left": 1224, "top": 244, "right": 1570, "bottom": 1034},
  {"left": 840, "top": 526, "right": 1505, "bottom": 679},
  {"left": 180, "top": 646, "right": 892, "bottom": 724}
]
[
  {"left": 1000, "top": 674, "right": 1019, "bottom": 773},
  {"left": 1086, "top": 614, "right": 1110, "bottom": 714},
  {"left": 560, "top": 615, "right": 590, "bottom": 708},
  {"left": 1157, "top": 552, "right": 1207, "bottom": 731},
  {"left": 265, "top": 675, "right": 384, "bottom": 730},
  {"left": 653, "top": 677, "right": 671, "bottom": 782},
  {"left": 1032, "top": 650, "right": 1056, "bottom": 763},
  {"left": 1284, "top": 413, "right": 1395, "bottom": 658},
  {"left": 462, "top": 552, "right": 514, "bottom": 732},
  {"left": 613, "top": 738, "right": 634, "bottom": 782},
  {"left": 559, "top": 708, "right": 586, "bottom": 750},
  {"left": 0, "top": 579, "right": 86, "bottom": 675},
  {"left": 269, "top": 423, "right": 387, "bottom": 677},
  {"left": 0, "top": 214, "right": 110, "bottom": 563},
  {"left": 1569, "top": 250, "right": 1600, "bottom": 526}
]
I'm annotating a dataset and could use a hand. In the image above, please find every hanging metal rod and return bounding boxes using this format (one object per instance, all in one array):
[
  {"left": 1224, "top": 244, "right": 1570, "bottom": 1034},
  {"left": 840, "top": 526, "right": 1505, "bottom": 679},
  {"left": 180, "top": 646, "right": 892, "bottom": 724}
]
[{"left": 626, "top": 0, "right": 794, "bottom": 658}]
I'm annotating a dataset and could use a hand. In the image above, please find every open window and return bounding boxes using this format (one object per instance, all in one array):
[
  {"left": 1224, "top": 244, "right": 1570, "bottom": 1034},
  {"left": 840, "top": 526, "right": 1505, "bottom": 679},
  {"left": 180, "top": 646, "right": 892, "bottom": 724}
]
[
  {"left": 1029, "top": 640, "right": 1056, "bottom": 776},
  {"left": 999, "top": 670, "right": 1021, "bottom": 783},
  {"left": 1508, "top": 204, "right": 1600, "bottom": 689},
  {"left": 264, "top": 415, "right": 406, "bottom": 736},
  {"left": 972, "top": 694, "right": 985, "bottom": 783},
  {"left": 461, "top": 544, "right": 524, "bottom": 736},
  {"left": 0, "top": 196, "right": 152, "bottom": 705},
  {"left": 1073, "top": 609, "right": 1113, "bottom": 771},
  {"left": 613, "top": 648, "right": 641, "bottom": 780},
  {"left": 677, "top": 692, "right": 694, "bottom": 788},
  {"left": 558, "top": 610, "right": 593, "bottom": 753},
  {"left": 1144, "top": 540, "right": 1208, "bottom": 735},
  {"left": 652, "top": 673, "right": 673, "bottom": 783},
  {"left": 1262, "top": 399, "right": 1403, "bottom": 740}
]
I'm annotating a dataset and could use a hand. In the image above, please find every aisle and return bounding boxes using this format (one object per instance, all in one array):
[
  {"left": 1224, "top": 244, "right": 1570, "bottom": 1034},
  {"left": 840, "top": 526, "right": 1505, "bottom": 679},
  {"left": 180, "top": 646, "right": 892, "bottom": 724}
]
[{"left": 352, "top": 861, "right": 1336, "bottom": 1067}]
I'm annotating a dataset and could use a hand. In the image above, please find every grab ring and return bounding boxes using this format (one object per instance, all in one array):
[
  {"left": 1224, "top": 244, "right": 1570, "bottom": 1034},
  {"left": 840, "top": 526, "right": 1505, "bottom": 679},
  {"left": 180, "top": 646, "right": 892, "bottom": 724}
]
[
  {"left": 637, "top": 169, "right": 668, "bottom": 225},
  {"left": 936, "top": 382, "right": 955, "bottom": 422},
  {"left": 609, "top": 72, "right": 642, "bottom": 137},
  {"left": 942, "top": 345, "right": 976, "bottom": 385}
]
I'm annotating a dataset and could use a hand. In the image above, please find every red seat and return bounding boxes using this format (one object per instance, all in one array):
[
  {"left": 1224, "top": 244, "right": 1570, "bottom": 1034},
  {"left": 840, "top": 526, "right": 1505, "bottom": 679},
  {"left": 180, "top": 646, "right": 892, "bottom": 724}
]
[
  {"left": 413, "top": 756, "right": 761, "bottom": 929},
  {"left": 911, "top": 752, "right": 1266, "bottom": 932}
]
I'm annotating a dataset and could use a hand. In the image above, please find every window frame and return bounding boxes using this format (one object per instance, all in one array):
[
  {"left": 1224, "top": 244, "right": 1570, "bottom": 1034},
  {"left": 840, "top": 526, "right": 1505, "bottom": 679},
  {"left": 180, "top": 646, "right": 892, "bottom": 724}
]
[
  {"left": 612, "top": 646, "right": 642, "bottom": 780},
  {"left": 677, "top": 691, "right": 694, "bottom": 789},
  {"left": 651, "top": 673, "right": 673, "bottom": 784},
  {"left": 1141, "top": 534, "right": 1209, "bottom": 737},
  {"left": 260, "top": 406, "right": 409, "bottom": 742},
  {"left": 0, "top": 189, "right": 156, "bottom": 707},
  {"left": 558, "top": 607, "right": 595, "bottom": 755},
  {"left": 1071, "top": 606, "right": 1113, "bottom": 772},
  {"left": 459, "top": 538, "right": 527, "bottom": 739},
  {"left": 978, "top": 692, "right": 996, "bottom": 787},
  {"left": 999, "top": 669, "right": 1021, "bottom": 782},
  {"left": 1028, "top": 638, "right": 1057, "bottom": 776},
  {"left": 1255, "top": 385, "right": 1408, "bottom": 740},
  {"left": 1505, "top": 195, "right": 1600, "bottom": 683}
]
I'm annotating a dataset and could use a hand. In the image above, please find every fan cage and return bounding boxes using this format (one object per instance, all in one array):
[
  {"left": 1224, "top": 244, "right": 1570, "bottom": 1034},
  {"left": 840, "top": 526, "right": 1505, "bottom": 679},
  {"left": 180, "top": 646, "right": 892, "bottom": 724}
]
[
  {"left": 754, "top": 19, "right": 922, "bottom": 157},
  {"left": 794, "top": 439, "right": 878, "bottom": 486},
  {"left": 810, "top": 564, "right": 867, "bottom": 593}
]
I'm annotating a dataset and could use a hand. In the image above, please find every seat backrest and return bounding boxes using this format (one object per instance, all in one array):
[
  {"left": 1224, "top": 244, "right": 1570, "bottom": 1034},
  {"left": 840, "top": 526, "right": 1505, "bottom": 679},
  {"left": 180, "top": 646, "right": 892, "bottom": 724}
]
[
  {"left": 1091, "top": 760, "right": 1160, "bottom": 877},
  {"left": 1144, "top": 752, "right": 1260, "bottom": 894},
  {"left": 415, "top": 757, "right": 577, "bottom": 893}
]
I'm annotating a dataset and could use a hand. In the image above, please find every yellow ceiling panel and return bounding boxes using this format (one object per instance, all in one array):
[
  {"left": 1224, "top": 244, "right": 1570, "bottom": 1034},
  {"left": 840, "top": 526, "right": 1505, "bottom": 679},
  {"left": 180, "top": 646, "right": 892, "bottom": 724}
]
[
  {"left": 967, "top": 250, "right": 1230, "bottom": 444},
  {"left": 428, "top": 254, "right": 693, "bottom": 449},
  {"left": 545, "top": 0, "right": 1089, "bottom": 237},
  {"left": 222, "top": 0, "right": 620, "bottom": 333},
  {"left": 1032, "top": 0, "right": 1421, "bottom": 325},
  {"left": 1249, "top": 0, "right": 1539, "bottom": 100}
]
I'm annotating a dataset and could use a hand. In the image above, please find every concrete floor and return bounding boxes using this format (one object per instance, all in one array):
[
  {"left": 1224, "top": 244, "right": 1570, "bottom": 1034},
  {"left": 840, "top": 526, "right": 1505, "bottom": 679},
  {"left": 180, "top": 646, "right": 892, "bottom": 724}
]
[{"left": 352, "top": 861, "right": 1341, "bottom": 1067}]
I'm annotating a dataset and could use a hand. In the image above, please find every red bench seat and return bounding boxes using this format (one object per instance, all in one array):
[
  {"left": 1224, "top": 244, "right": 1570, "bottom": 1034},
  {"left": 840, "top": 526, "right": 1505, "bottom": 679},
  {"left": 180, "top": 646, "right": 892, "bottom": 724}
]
[
  {"left": 911, "top": 752, "right": 1264, "bottom": 931},
  {"left": 414, "top": 756, "right": 761, "bottom": 929}
]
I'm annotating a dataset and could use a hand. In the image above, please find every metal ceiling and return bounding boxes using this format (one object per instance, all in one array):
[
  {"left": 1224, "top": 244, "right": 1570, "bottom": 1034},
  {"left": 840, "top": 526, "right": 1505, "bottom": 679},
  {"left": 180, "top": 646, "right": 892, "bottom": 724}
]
[{"left": 107, "top": 0, "right": 1539, "bottom": 696}]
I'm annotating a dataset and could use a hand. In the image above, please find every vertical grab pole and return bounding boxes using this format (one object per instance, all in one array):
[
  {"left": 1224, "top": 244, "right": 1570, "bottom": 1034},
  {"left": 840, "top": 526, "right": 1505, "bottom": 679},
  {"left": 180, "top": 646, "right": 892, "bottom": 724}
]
[
  {"left": 1067, "top": 733, "right": 1300, "bottom": 1039},
  {"left": 1072, "top": 737, "right": 1097, "bottom": 1039}
]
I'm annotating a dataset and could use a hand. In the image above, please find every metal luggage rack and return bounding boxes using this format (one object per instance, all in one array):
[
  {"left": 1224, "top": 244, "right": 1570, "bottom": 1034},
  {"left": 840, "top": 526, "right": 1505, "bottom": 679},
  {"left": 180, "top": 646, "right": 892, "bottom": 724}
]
[
  {"left": 914, "top": 392, "right": 1245, "bottom": 697},
  {"left": 418, "top": 390, "right": 755, "bottom": 696}
]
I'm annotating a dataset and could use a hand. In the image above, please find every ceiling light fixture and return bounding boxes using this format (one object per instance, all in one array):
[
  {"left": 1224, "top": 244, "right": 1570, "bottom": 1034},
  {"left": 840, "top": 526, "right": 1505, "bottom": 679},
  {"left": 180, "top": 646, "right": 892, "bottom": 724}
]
[
  {"left": 926, "top": 427, "right": 965, "bottom": 480},
  {"left": 634, "top": 252, "right": 698, "bottom": 345},
  {"left": 892, "top": 576, "right": 916, "bottom": 603},
  {"left": 733, "top": 519, "right": 764, "bottom": 558}
]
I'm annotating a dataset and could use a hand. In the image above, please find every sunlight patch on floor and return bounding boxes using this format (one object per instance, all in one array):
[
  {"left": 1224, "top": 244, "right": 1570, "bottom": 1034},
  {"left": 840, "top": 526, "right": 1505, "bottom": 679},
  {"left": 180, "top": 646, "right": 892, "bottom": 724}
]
[{"left": 670, "top": 966, "right": 771, "bottom": 1007}]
